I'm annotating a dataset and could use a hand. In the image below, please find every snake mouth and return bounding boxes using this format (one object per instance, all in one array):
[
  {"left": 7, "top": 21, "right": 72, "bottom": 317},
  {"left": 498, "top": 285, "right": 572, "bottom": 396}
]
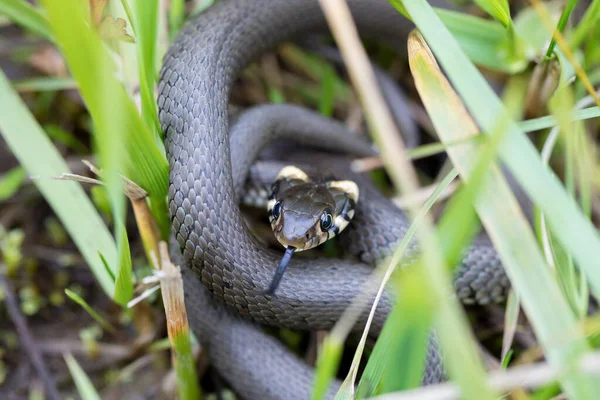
[{"left": 273, "top": 232, "right": 313, "bottom": 251}]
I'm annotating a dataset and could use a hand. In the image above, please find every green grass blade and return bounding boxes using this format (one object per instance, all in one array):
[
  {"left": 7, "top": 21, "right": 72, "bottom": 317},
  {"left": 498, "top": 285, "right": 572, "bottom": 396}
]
[
  {"left": 40, "top": 0, "right": 170, "bottom": 239},
  {"left": 0, "top": 70, "right": 116, "bottom": 295},
  {"left": 377, "top": 266, "right": 433, "bottom": 394},
  {"left": 63, "top": 353, "right": 102, "bottom": 400},
  {"left": 12, "top": 77, "right": 78, "bottom": 93},
  {"left": 44, "top": 124, "right": 88, "bottom": 153},
  {"left": 519, "top": 106, "right": 600, "bottom": 132},
  {"left": 113, "top": 223, "right": 133, "bottom": 306},
  {"left": 400, "top": 0, "right": 600, "bottom": 307},
  {"left": 0, "top": 0, "right": 52, "bottom": 40},
  {"left": 434, "top": 9, "right": 509, "bottom": 72},
  {"left": 64, "top": 288, "right": 116, "bottom": 334},
  {"left": 544, "top": 0, "right": 578, "bottom": 59},
  {"left": 402, "top": 10, "right": 596, "bottom": 396},
  {"left": 473, "top": 0, "right": 511, "bottom": 27},
  {"left": 319, "top": 64, "right": 336, "bottom": 117},
  {"left": 501, "top": 290, "right": 520, "bottom": 366},
  {"left": 41, "top": 0, "right": 126, "bottom": 240},
  {"left": 570, "top": 0, "right": 600, "bottom": 49},
  {"left": 132, "top": 0, "right": 161, "bottom": 135},
  {"left": 0, "top": 167, "right": 26, "bottom": 201},
  {"left": 354, "top": 170, "right": 458, "bottom": 397},
  {"left": 169, "top": 0, "right": 185, "bottom": 39},
  {"left": 311, "top": 338, "right": 344, "bottom": 400}
]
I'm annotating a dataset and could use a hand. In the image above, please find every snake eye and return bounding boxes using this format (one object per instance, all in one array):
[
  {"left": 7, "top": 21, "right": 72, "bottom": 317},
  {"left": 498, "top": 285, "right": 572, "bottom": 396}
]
[
  {"left": 272, "top": 201, "right": 282, "bottom": 220},
  {"left": 320, "top": 210, "right": 333, "bottom": 231}
]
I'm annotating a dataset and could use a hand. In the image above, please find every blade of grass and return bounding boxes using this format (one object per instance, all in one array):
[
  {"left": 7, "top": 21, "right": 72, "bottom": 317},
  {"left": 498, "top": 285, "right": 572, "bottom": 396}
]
[
  {"left": 314, "top": 1, "right": 496, "bottom": 399},
  {"left": 63, "top": 353, "right": 102, "bottom": 400},
  {"left": 539, "top": 86, "right": 593, "bottom": 318},
  {"left": 42, "top": 0, "right": 131, "bottom": 295},
  {"left": 0, "top": 167, "right": 26, "bottom": 201},
  {"left": 406, "top": 27, "right": 595, "bottom": 399},
  {"left": 113, "top": 223, "right": 133, "bottom": 306},
  {"left": 131, "top": 0, "right": 161, "bottom": 135},
  {"left": 398, "top": 0, "right": 600, "bottom": 311},
  {"left": 169, "top": 0, "right": 185, "bottom": 40},
  {"left": 474, "top": 0, "right": 511, "bottom": 27},
  {"left": 359, "top": 72, "right": 528, "bottom": 398},
  {"left": 44, "top": 124, "right": 89, "bottom": 153},
  {"left": 0, "top": 0, "right": 52, "bottom": 40},
  {"left": 519, "top": 106, "right": 600, "bottom": 131},
  {"left": 434, "top": 9, "right": 514, "bottom": 72},
  {"left": 0, "top": 70, "right": 116, "bottom": 295},
  {"left": 12, "top": 77, "right": 78, "bottom": 93},
  {"left": 501, "top": 290, "right": 520, "bottom": 366},
  {"left": 336, "top": 168, "right": 459, "bottom": 399},
  {"left": 544, "top": 0, "right": 578, "bottom": 60},
  {"left": 570, "top": 0, "right": 600, "bottom": 49},
  {"left": 64, "top": 289, "right": 116, "bottom": 334},
  {"left": 529, "top": 0, "right": 600, "bottom": 107},
  {"left": 40, "top": 0, "right": 170, "bottom": 239},
  {"left": 368, "top": 350, "right": 600, "bottom": 400},
  {"left": 363, "top": 76, "right": 519, "bottom": 396}
]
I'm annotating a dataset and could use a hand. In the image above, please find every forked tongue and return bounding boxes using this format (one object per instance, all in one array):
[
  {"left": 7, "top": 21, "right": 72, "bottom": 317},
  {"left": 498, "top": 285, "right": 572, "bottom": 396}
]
[{"left": 265, "top": 246, "right": 296, "bottom": 296}]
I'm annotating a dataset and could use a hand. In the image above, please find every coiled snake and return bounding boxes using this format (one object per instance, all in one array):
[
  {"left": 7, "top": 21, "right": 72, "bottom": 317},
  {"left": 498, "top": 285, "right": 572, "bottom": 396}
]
[{"left": 158, "top": 0, "right": 510, "bottom": 398}]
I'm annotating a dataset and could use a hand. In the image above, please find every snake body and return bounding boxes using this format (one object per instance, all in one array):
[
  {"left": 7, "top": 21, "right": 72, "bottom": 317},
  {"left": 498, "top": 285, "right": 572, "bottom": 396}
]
[{"left": 158, "top": 0, "right": 510, "bottom": 398}]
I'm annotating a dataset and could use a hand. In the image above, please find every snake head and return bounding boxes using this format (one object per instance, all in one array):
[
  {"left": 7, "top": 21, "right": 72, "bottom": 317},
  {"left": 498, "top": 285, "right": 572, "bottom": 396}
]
[
  {"left": 267, "top": 166, "right": 359, "bottom": 251},
  {"left": 264, "top": 166, "right": 360, "bottom": 296}
]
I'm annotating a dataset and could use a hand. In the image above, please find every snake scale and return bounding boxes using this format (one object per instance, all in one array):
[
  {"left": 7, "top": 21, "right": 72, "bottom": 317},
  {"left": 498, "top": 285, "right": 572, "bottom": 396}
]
[{"left": 158, "top": 0, "right": 510, "bottom": 398}]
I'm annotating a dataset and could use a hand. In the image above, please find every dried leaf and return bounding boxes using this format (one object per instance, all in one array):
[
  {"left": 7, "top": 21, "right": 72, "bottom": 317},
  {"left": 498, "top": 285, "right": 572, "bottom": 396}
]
[
  {"left": 89, "top": 0, "right": 107, "bottom": 26},
  {"left": 98, "top": 16, "right": 135, "bottom": 43}
]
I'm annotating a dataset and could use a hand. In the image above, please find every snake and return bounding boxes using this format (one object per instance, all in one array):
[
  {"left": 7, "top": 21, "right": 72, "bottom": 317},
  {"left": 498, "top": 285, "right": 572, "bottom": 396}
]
[{"left": 158, "top": 0, "right": 511, "bottom": 398}]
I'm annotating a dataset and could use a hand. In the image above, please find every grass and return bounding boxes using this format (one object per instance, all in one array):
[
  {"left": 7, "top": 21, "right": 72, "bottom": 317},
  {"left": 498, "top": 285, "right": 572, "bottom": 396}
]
[{"left": 1, "top": 0, "right": 600, "bottom": 399}]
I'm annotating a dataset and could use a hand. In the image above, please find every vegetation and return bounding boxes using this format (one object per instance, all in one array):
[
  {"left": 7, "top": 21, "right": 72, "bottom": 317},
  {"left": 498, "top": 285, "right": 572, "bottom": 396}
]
[{"left": 1, "top": 0, "right": 600, "bottom": 399}]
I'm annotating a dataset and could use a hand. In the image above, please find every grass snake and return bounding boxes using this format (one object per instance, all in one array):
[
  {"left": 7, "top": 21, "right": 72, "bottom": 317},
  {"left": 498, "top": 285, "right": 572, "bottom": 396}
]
[{"left": 158, "top": 0, "right": 510, "bottom": 398}]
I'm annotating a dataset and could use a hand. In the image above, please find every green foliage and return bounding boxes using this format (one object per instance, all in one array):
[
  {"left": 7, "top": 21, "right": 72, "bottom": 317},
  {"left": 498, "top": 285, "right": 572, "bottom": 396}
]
[
  {"left": 0, "top": 70, "right": 117, "bottom": 295},
  {"left": 0, "top": 0, "right": 52, "bottom": 39},
  {"left": 0, "top": 167, "right": 26, "bottom": 201},
  {"left": 401, "top": 1, "right": 600, "bottom": 398},
  {"left": 64, "top": 353, "right": 102, "bottom": 400}
]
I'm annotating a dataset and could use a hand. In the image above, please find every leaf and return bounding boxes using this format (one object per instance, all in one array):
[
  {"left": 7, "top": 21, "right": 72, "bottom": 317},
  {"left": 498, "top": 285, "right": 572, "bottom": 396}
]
[
  {"left": 343, "top": 169, "right": 459, "bottom": 398},
  {"left": 474, "top": 0, "right": 511, "bottom": 27},
  {"left": 501, "top": 290, "right": 520, "bottom": 366},
  {"left": 400, "top": 0, "right": 600, "bottom": 314},
  {"left": 65, "top": 288, "right": 116, "bottom": 333},
  {"left": 0, "top": 167, "right": 26, "bottom": 201},
  {"left": 41, "top": 0, "right": 169, "bottom": 240},
  {"left": 0, "top": 70, "right": 117, "bottom": 295},
  {"left": 311, "top": 337, "right": 344, "bottom": 400},
  {"left": 0, "top": 0, "right": 53, "bottom": 40},
  {"left": 131, "top": 0, "right": 160, "bottom": 133},
  {"left": 12, "top": 77, "right": 78, "bottom": 93},
  {"left": 90, "top": 0, "right": 108, "bottom": 26},
  {"left": 64, "top": 353, "right": 102, "bottom": 400},
  {"left": 98, "top": 16, "right": 136, "bottom": 43},
  {"left": 113, "top": 223, "right": 133, "bottom": 306},
  {"left": 403, "top": 15, "right": 596, "bottom": 398}
]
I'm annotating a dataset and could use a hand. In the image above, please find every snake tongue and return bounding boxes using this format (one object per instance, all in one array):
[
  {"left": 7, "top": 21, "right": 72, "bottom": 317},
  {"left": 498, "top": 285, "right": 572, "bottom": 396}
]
[{"left": 264, "top": 247, "right": 296, "bottom": 296}]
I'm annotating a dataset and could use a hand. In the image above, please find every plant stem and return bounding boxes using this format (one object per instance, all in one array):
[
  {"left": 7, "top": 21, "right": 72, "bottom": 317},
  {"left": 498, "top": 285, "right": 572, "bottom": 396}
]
[{"left": 544, "top": 0, "right": 578, "bottom": 60}]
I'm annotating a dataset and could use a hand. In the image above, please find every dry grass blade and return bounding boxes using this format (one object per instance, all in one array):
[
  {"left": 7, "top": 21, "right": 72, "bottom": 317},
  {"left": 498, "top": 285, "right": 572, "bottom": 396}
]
[
  {"left": 368, "top": 350, "right": 600, "bottom": 400},
  {"left": 408, "top": 29, "right": 595, "bottom": 398},
  {"left": 158, "top": 242, "right": 201, "bottom": 400}
]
